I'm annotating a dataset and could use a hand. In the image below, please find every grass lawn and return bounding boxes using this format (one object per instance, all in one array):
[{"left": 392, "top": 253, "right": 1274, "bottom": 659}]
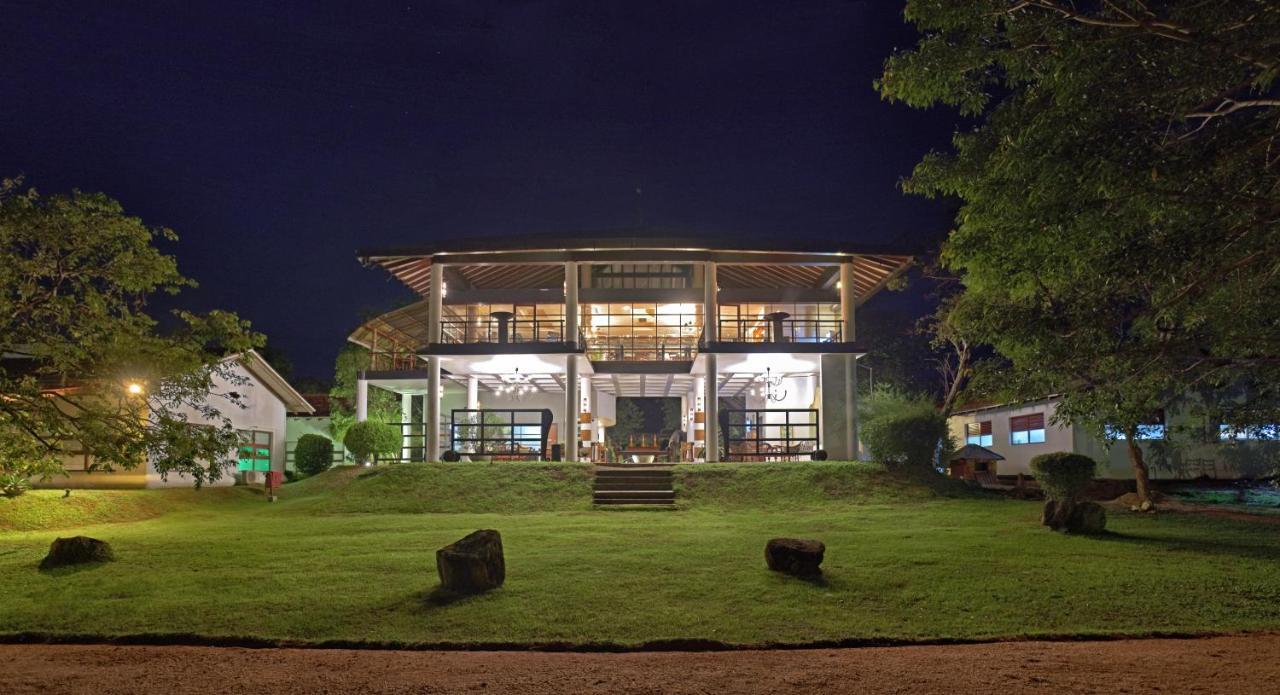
[{"left": 2, "top": 462, "right": 1279, "bottom": 647}]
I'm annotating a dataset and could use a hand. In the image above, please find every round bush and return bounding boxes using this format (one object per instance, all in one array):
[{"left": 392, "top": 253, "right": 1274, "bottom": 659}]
[
  {"left": 860, "top": 388, "right": 950, "bottom": 474},
  {"left": 441, "top": 449, "right": 460, "bottom": 462},
  {"left": 294, "top": 434, "right": 335, "bottom": 476},
  {"left": 342, "top": 421, "right": 401, "bottom": 464},
  {"left": 1030, "top": 452, "right": 1097, "bottom": 501},
  {"left": 810, "top": 449, "right": 828, "bottom": 461}
]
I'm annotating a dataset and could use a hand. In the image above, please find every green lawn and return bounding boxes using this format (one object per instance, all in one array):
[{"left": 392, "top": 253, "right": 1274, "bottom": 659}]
[{"left": 1, "top": 462, "right": 1279, "bottom": 647}]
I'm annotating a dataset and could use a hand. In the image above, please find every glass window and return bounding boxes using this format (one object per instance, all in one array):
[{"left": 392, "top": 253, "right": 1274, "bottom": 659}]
[
  {"left": 965, "top": 421, "right": 993, "bottom": 447},
  {"left": 1009, "top": 413, "right": 1046, "bottom": 445},
  {"left": 237, "top": 429, "right": 272, "bottom": 472},
  {"left": 1219, "top": 423, "right": 1280, "bottom": 441}
]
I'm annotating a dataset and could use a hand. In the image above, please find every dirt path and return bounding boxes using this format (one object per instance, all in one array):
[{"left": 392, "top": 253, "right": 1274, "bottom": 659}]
[{"left": 3, "top": 634, "right": 1278, "bottom": 694}]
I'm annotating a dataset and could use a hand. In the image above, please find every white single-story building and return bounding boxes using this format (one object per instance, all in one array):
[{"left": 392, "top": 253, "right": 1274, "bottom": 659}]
[
  {"left": 41, "top": 350, "right": 314, "bottom": 489},
  {"left": 948, "top": 395, "right": 1278, "bottom": 481}
]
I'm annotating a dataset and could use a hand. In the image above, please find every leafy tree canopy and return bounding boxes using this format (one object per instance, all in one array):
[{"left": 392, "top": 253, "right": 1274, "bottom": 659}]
[
  {"left": 0, "top": 178, "right": 262, "bottom": 488},
  {"left": 879, "top": 1, "right": 1280, "bottom": 498}
]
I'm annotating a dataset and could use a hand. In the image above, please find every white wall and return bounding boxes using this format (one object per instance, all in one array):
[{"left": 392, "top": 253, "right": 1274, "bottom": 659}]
[
  {"left": 948, "top": 399, "right": 1073, "bottom": 477},
  {"left": 148, "top": 361, "right": 289, "bottom": 488}
]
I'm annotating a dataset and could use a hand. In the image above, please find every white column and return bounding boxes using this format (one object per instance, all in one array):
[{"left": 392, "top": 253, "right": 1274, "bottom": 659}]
[
  {"left": 400, "top": 392, "right": 413, "bottom": 461},
  {"left": 840, "top": 260, "right": 855, "bottom": 342},
  {"left": 426, "top": 356, "right": 441, "bottom": 461},
  {"left": 466, "top": 375, "right": 479, "bottom": 409},
  {"left": 844, "top": 354, "right": 857, "bottom": 460},
  {"left": 703, "top": 261, "right": 718, "bottom": 342},
  {"left": 564, "top": 261, "right": 579, "bottom": 346},
  {"left": 356, "top": 374, "right": 368, "bottom": 423},
  {"left": 850, "top": 355, "right": 861, "bottom": 460},
  {"left": 704, "top": 354, "right": 719, "bottom": 463},
  {"left": 565, "top": 355, "right": 579, "bottom": 462},
  {"left": 428, "top": 262, "right": 444, "bottom": 344}
]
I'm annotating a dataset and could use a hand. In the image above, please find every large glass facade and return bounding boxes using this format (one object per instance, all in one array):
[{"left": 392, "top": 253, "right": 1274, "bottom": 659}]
[
  {"left": 589, "top": 263, "right": 693, "bottom": 289},
  {"left": 581, "top": 303, "right": 702, "bottom": 361},
  {"left": 718, "top": 303, "right": 842, "bottom": 343},
  {"left": 441, "top": 304, "right": 566, "bottom": 343}
]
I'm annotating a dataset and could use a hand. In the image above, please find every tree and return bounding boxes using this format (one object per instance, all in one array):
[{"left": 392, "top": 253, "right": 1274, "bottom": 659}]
[
  {"left": 608, "top": 399, "right": 645, "bottom": 446},
  {"left": 293, "top": 433, "right": 335, "bottom": 476},
  {"left": 879, "top": 2, "right": 1280, "bottom": 504},
  {"left": 327, "top": 343, "right": 398, "bottom": 444},
  {"left": 859, "top": 385, "right": 952, "bottom": 475},
  {"left": 0, "top": 178, "right": 261, "bottom": 490},
  {"left": 343, "top": 420, "right": 400, "bottom": 465}
]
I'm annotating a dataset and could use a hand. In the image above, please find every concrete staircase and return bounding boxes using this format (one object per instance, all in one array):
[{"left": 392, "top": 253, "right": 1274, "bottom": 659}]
[{"left": 592, "top": 466, "right": 676, "bottom": 507}]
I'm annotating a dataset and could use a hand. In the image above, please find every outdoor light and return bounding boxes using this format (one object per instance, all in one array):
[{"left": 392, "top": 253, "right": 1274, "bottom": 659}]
[{"left": 125, "top": 381, "right": 145, "bottom": 395}]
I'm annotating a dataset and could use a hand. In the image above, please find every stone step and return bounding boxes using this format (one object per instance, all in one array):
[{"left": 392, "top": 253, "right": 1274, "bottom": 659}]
[
  {"left": 593, "top": 489, "right": 675, "bottom": 498},
  {"left": 593, "top": 497, "right": 677, "bottom": 506},
  {"left": 591, "top": 478, "right": 675, "bottom": 488}
]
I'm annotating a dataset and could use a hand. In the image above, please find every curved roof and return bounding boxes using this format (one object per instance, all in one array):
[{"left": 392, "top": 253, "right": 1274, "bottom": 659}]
[{"left": 357, "top": 226, "right": 918, "bottom": 259}]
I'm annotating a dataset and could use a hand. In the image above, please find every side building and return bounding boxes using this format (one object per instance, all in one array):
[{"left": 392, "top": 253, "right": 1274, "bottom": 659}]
[
  {"left": 348, "top": 231, "right": 913, "bottom": 463},
  {"left": 948, "top": 396, "right": 1278, "bottom": 481}
]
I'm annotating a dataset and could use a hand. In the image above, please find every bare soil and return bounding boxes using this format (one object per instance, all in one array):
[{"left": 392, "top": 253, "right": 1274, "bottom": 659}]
[{"left": 3, "top": 634, "right": 1278, "bottom": 694}]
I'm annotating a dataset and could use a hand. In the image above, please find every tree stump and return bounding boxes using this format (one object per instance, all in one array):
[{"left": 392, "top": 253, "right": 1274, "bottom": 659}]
[
  {"left": 436, "top": 529, "right": 505, "bottom": 594},
  {"left": 765, "top": 538, "right": 825, "bottom": 576},
  {"left": 1042, "top": 500, "right": 1107, "bottom": 534},
  {"left": 39, "top": 536, "right": 114, "bottom": 570}
]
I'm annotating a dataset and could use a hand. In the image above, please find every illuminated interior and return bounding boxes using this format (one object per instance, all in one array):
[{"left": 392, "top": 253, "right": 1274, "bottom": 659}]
[{"left": 581, "top": 303, "right": 703, "bottom": 361}]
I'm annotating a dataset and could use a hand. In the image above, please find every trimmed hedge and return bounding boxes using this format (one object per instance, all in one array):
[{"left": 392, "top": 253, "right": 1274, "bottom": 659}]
[
  {"left": 294, "top": 434, "right": 335, "bottom": 476},
  {"left": 1030, "top": 452, "right": 1097, "bottom": 502},
  {"left": 342, "top": 421, "right": 400, "bottom": 464}
]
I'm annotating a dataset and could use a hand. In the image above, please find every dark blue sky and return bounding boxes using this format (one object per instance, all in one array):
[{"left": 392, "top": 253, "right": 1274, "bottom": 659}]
[{"left": 1, "top": 0, "right": 958, "bottom": 380}]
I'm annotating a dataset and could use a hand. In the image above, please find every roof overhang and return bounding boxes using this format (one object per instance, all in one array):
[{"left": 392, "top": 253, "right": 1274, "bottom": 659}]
[{"left": 236, "top": 350, "right": 315, "bottom": 414}]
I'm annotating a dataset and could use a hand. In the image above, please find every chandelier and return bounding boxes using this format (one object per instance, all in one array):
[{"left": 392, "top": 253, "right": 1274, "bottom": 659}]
[
  {"left": 495, "top": 368, "right": 536, "bottom": 399},
  {"left": 753, "top": 367, "right": 787, "bottom": 403}
]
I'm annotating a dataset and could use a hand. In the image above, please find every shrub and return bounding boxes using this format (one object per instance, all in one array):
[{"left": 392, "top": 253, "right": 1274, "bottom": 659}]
[
  {"left": 342, "top": 421, "right": 400, "bottom": 464},
  {"left": 0, "top": 441, "right": 64, "bottom": 497},
  {"left": 1030, "top": 452, "right": 1097, "bottom": 502},
  {"left": 860, "top": 386, "right": 951, "bottom": 475},
  {"left": 294, "top": 434, "right": 335, "bottom": 476},
  {"left": 0, "top": 472, "right": 30, "bottom": 498}
]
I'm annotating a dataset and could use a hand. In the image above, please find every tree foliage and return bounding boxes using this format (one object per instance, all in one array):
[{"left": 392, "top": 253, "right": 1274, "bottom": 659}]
[
  {"left": 327, "top": 343, "right": 399, "bottom": 443},
  {"left": 1030, "top": 452, "right": 1097, "bottom": 502},
  {"left": 293, "top": 433, "right": 335, "bottom": 476},
  {"left": 0, "top": 179, "right": 261, "bottom": 489},
  {"left": 879, "top": 1, "right": 1280, "bottom": 500},
  {"left": 608, "top": 398, "right": 645, "bottom": 446},
  {"left": 342, "top": 420, "right": 400, "bottom": 464},
  {"left": 860, "top": 386, "right": 952, "bottom": 474}
]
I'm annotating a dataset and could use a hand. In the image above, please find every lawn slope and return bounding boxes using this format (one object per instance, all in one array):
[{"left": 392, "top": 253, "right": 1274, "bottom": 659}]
[{"left": 2, "top": 461, "right": 1279, "bottom": 647}]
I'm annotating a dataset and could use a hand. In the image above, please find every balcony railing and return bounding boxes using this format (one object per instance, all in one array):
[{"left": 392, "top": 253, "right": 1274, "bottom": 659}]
[
  {"left": 369, "top": 350, "right": 420, "bottom": 371},
  {"left": 717, "top": 316, "right": 842, "bottom": 344},
  {"left": 440, "top": 316, "right": 566, "bottom": 344},
  {"left": 584, "top": 336, "right": 699, "bottom": 362}
]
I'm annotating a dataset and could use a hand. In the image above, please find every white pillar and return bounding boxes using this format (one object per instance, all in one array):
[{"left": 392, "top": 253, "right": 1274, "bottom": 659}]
[
  {"left": 356, "top": 374, "right": 368, "bottom": 423},
  {"left": 426, "top": 356, "right": 441, "bottom": 461},
  {"left": 703, "top": 261, "right": 718, "bottom": 342},
  {"left": 466, "top": 375, "right": 479, "bottom": 409},
  {"left": 400, "top": 392, "right": 413, "bottom": 461},
  {"left": 844, "top": 354, "right": 857, "bottom": 460},
  {"left": 850, "top": 355, "right": 861, "bottom": 460},
  {"left": 840, "top": 260, "right": 855, "bottom": 342},
  {"left": 428, "top": 262, "right": 444, "bottom": 344},
  {"left": 704, "top": 354, "right": 719, "bottom": 463},
  {"left": 564, "top": 261, "right": 579, "bottom": 346},
  {"left": 565, "top": 355, "right": 579, "bottom": 461}
]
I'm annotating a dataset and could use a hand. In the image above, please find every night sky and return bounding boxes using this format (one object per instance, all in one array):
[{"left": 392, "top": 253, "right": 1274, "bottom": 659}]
[{"left": 1, "top": 0, "right": 958, "bottom": 380}]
